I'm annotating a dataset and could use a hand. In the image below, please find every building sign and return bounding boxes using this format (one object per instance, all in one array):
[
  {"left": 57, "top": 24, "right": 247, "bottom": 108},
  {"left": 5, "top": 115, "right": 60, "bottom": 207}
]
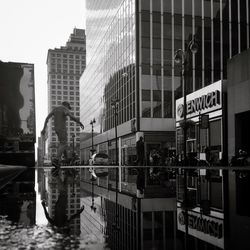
[
  {"left": 177, "top": 208, "right": 224, "bottom": 249},
  {"left": 176, "top": 81, "right": 222, "bottom": 121}
]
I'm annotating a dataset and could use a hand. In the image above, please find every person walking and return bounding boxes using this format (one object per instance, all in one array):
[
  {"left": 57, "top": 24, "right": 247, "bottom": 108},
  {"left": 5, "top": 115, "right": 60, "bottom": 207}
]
[{"left": 41, "top": 101, "right": 84, "bottom": 165}]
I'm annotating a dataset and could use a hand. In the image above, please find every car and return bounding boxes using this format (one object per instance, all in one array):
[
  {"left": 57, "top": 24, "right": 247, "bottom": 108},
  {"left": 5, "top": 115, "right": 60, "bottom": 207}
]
[
  {"left": 43, "top": 159, "right": 52, "bottom": 166},
  {"left": 89, "top": 153, "right": 110, "bottom": 165}
]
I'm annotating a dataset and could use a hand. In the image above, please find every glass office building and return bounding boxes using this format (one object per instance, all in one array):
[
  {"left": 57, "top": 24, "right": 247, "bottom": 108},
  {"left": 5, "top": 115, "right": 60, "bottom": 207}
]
[
  {"left": 79, "top": 1, "right": 250, "bottom": 249},
  {"left": 80, "top": 0, "right": 249, "bottom": 164}
]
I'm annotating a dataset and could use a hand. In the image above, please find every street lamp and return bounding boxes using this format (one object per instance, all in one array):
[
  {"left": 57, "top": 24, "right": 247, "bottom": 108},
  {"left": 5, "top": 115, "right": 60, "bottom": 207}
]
[
  {"left": 174, "top": 38, "right": 198, "bottom": 164},
  {"left": 90, "top": 118, "right": 96, "bottom": 155},
  {"left": 174, "top": 37, "right": 198, "bottom": 250},
  {"left": 111, "top": 98, "right": 120, "bottom": 231}
]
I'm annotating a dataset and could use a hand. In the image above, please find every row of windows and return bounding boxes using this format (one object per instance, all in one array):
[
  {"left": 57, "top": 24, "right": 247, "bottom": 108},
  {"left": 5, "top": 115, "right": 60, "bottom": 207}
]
[
  {"left": 50, "top": 63, "right": 85, "bottom": 70},
  {"left": 51, "top": 74, "right": 79, "bottom": 80},
  {"left": 50, "top": 59, "right": 85, "bottom": 64},
  {"left": 50, "top": 82, "right": 79, "bottom": 87},
  {"left": 50, "top": 53, "right": 85, "bottom": 60},
  {"left": 51, "top": 96, "right": 79, "bottom": 101},
  {"left": 51, "top": 85, "right": 79, "bottom": 90},
  {"left": 50, "top": 69, "right": 83, "bottom": 74},
  {"left": 51, "top": 90, "right": 79, "bottom": 95}
]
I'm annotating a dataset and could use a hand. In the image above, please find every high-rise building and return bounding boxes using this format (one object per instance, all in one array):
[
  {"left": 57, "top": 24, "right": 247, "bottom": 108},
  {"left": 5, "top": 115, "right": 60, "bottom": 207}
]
[
  {"left": 80, "top": 0, "right": 249, "bottom": 164},
  {"left": 46, "top": 28, "right": 86, "bottom": 160},
  {"left": 79, "top": 1, "right": 250, "bottom": 249}
]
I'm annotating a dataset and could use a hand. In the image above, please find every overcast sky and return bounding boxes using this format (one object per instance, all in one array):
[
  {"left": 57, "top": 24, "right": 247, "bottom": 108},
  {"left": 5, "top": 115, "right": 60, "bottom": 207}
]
[{"left": 0, "top": 0, "right": 86, "bottom": 143}]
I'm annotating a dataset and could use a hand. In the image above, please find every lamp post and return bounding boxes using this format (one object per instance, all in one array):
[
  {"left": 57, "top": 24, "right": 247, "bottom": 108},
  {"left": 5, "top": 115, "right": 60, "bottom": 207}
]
[
  {"left": 174, "top": 38, "right": 198, "bottom": 164},
  {"left": 90, "top": 118, "right": 96, "bottom": 155},
  {"left": 174, "top": 38, "right": 198, "bottom": 250},
  {"left": 111, "top": 98, "right": 120, "bottom": 231}
]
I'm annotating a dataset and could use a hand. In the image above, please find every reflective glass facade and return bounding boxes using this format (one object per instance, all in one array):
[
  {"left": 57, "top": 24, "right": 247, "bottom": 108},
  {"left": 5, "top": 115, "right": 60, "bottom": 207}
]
[
  {"left": 81, "top": 0, "right": 249, "bottom": 133},
  {"left": 140, "top": 0, "right": 249, "bottom": 118},
  {"left": 81, "top": 0, "right": 136, "bottom": 134}
]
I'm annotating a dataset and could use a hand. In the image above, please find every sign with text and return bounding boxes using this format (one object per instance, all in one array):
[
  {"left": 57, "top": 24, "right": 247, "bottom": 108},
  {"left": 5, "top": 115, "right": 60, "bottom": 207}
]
[
  {"left": 177, "top": 207, "right": 224, "bottom": 249},
  {"left": 176, "top": 81, "right": 222, "bottom": 121}
]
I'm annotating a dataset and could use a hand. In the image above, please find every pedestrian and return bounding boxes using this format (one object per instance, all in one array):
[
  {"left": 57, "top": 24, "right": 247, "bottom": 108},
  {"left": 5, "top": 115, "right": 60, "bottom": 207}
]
[{"left": 41, "top": 101, "right": 84, "bottom": 166}]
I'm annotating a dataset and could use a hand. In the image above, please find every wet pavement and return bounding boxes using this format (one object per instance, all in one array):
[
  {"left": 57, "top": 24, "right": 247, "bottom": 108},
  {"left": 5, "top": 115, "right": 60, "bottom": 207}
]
[
  {"left": 1, "top": 165, "right": 250, "bottom": 250},
  {"left": 0, "top": 166, "right": 109, "bottom": 250}
]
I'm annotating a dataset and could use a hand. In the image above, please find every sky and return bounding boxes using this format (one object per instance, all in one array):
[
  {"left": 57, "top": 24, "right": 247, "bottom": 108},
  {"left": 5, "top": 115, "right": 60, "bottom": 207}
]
[{"left": 0, "top": 0, "right": 86, "bottom": 147}]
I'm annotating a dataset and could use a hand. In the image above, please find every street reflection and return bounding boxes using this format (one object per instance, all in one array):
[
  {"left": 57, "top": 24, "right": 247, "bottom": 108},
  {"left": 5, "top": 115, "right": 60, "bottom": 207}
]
[
  {"left": 0, "top": 165, "right": 250, "bottom": 249},
  {"left": 41, "top": 168, "right": 84, "bottom": 234},
  {"left": 0, "top": 167, "right": 36, "bottom": 226}
]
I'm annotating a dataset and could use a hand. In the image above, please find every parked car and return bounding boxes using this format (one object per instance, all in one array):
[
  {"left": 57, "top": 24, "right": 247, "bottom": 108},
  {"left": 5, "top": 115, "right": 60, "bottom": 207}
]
[
  {"left": 89, "top": 153, "right": 109, "bottom": 178},
  {"left": 89, "top": 153, "right": 110, "bottom": 165},
  {"left": 43, "top": 158, "right": 52, "bottom": 166}
]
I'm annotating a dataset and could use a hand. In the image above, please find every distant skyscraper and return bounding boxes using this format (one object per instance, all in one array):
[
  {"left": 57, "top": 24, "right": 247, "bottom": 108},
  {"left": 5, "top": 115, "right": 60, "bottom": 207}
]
[{"left": 46, "top": 28, "right": 86, "bottom": 159}]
